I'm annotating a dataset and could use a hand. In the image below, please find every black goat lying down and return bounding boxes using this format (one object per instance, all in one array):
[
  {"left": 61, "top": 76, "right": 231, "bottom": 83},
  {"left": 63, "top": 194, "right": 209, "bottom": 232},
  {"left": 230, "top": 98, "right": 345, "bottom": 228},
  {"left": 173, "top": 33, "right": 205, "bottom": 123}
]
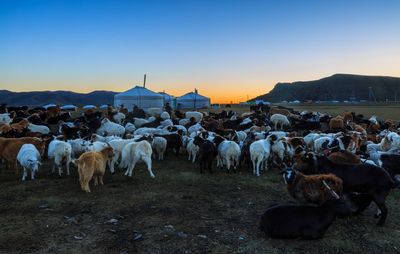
[
  {"left": 260, "top": 198, "right": 352, "bottom": 239},
  {"left": 294, "top": 152, "right": 395, "bottom": 225}
]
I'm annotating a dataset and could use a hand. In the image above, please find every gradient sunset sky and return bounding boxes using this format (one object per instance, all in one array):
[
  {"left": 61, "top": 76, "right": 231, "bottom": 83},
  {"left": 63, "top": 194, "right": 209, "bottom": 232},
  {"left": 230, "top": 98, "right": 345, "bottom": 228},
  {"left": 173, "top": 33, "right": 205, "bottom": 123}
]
[{"left": 1, "top": 0, "right": 399, "bottom": 103}]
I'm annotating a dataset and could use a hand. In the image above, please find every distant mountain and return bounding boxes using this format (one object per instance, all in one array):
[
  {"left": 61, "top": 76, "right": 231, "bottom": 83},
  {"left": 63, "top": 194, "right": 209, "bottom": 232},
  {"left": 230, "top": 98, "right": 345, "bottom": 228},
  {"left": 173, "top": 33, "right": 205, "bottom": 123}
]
[
  {"left": 0, "top": 90, "right": 118, "bottom": 106},
  {"left": 252, "top": 74, "right": 400, "bottom": 102}
]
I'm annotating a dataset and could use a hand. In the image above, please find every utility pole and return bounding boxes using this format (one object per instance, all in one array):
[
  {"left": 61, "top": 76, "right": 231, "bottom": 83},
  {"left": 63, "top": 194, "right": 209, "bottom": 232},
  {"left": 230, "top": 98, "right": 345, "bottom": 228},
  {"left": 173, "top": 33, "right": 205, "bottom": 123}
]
[{"left": 143, "top": 74, "right": 147, "bottom": 88}]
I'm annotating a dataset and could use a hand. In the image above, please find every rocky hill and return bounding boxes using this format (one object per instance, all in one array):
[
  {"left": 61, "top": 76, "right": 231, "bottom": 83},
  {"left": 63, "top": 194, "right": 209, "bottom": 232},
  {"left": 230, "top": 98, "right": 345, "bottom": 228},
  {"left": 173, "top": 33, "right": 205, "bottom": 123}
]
[{"left": 253, "top": 74, "right": 400, "bottom": 102}]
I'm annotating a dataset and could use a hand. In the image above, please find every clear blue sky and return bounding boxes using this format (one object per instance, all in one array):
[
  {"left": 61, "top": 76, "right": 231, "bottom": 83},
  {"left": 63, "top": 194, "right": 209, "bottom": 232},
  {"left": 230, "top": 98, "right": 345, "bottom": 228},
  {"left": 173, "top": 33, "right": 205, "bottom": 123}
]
[{"left": 1, "top": 0, "right": 399, "bottom": 102}]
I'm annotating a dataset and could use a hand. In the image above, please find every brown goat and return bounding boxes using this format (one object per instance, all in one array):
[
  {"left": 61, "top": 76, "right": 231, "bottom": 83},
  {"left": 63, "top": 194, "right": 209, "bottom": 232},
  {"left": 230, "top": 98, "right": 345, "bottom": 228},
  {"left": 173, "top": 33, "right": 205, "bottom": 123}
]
[
  {"left": 328, "top": 150, "right": 361, "bottom": 165},
  {"left": 284, "top": 169, "right": 343, "bottom": 205},
  {"left": 73, "top": 147, "right": 114, "bottom": 193},
  {"left": 329, "top": 116, "right": 344, "bottom": 130},
  {"left": 10, "top": 119, "right": 29, "bottom": 133}
]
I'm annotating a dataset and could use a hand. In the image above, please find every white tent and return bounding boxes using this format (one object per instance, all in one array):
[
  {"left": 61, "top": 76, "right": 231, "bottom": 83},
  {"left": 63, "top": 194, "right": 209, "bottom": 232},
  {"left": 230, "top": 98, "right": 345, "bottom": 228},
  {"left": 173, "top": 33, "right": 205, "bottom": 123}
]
[
  {"left": 60, "top": 104, "right": 77, "bottom": 111},
  {"left": 43, "top": 104, "right": 57, "bottom": 109},
  {"left": 83, "top": 105, "right": 97, "bottom": 109},
  {"left": 159, "top": 92, "right": 174, "bottom": 105},
  {"left": 114, "top": 86, "right": 164, "bottom": 110},
  {"left": 176, "top": 92, "right": 210, "bottom": 109}
]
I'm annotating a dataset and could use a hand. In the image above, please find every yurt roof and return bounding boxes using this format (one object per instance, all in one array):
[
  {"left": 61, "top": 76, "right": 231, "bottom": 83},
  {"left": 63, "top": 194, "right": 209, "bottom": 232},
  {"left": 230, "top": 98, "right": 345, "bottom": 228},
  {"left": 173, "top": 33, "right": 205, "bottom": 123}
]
[
  {"left": 177, "top": 92, "right": 209, "bottom": 100},
  {"left": 159, "top": 92, "right": 174, "bottom": 98},
  {"left": 83, "top": 105, "right": 97, "bottom": 109},
  {"left": 115, "top": 86, "right": 163, "bottom": 98},
  {"left": 60, "top": 104, "right": 77, "bottom": 110},
  {"left": 43, "top": 103, "right": 57, "bottom": 109}
]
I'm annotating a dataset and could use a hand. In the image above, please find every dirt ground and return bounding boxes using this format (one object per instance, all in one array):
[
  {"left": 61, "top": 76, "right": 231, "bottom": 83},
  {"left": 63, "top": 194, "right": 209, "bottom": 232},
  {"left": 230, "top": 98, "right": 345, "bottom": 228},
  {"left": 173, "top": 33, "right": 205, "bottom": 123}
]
[{"left": 1, "top": 155, "right": 399, "bottom": 254}]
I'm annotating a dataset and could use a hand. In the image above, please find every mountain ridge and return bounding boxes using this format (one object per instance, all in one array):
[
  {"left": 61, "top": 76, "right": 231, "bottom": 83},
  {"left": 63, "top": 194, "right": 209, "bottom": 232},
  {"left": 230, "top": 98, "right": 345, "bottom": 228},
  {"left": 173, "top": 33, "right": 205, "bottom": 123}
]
[{"left": 253, "top": 73, "right": 400, "bottom": 102}]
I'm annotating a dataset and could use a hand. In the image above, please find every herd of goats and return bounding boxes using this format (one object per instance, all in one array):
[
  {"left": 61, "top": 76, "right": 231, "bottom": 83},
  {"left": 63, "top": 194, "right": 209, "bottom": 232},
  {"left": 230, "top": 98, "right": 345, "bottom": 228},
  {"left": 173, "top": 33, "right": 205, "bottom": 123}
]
[{"left": 0, "top": 103, "right": 400, "bottom": 240}]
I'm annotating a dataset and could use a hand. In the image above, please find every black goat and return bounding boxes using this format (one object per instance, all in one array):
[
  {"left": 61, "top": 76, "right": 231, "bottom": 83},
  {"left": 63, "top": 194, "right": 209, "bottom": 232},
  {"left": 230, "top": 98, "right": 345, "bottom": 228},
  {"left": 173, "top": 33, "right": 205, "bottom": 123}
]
[
  {"left": 295, "top": 152, "right": 395, "bottom": 225},
  {"left": 260, "top": 198, "right": 352, "bottom": 239},
  {"left": 193, "top": 136, "right": 218, "bottom": 174}
]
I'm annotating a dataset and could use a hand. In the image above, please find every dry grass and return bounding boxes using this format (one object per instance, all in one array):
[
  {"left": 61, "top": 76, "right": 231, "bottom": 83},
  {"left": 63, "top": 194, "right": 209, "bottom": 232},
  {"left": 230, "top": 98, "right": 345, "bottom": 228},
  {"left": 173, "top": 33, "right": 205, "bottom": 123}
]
[{"left": 0, "top": 156, "right": 399, "bottom": 254}]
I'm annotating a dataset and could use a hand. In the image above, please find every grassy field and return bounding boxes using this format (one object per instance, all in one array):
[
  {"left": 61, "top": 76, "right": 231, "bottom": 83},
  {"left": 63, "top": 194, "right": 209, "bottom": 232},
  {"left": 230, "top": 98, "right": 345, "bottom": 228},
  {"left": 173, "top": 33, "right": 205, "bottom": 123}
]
[
  {"left": 1, "top": 156, "right": 399, "bottom": 254},
  {"left": 1, "top": 104, "right": 400, "bottom": 253}
]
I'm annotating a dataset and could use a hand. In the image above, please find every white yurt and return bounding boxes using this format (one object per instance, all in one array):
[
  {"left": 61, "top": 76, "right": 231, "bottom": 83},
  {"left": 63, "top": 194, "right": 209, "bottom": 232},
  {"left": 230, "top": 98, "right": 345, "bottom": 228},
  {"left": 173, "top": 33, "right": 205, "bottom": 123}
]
[
  {"left": 159, "top": 92, "right": 174, "bottom": 105},
  {"left": 60, "top": 104, "right": 77, "bottom": 111},
  {"left": 176, "top": 92, "right": 210, "bottom": 109},
  {"left": 114, "top": 86, "right": 164, "bottom": 110}
]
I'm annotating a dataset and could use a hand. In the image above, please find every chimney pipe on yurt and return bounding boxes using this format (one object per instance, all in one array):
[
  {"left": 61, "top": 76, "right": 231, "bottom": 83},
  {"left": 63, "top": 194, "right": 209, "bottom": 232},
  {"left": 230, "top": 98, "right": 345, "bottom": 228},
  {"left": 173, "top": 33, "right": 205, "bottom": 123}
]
[
  {"left": 143, "top": 74, "right": 147, "bottom": 88},
  {"left": 194, "top": 88, "right": 198, "bottom": 109}
]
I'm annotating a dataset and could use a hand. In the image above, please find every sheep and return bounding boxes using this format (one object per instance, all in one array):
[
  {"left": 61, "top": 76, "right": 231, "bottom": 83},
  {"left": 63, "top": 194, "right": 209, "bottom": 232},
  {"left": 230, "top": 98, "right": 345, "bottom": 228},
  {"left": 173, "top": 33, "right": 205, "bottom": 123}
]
[
  {"left": 48, "top": 139, "right": 72, "bottom": 176},
  {"left": 185, "top": 111, "right": 203, "bottom": 122},
  {"left": 270, "top": 114, "right": 290, "bottom": 130},
  {"left": 259, "top": 198, "right": 351, "bottom": 239},
  {"left": 17, "top": 144, "right": 41, "bottom": 181},
  {"left": 0, "top": 113, "right": 11, "bottom": 124},
  {"left": 73, "top": 146, "right": 114, "bottom": 193},
  {"left": 112, "top": 112, "right": 126, "bottom": 124},
  {"left": 91, "top": 134, "right": 121, "bottom": 143},
  {"left": 67, "top": 138, "right": 92, "bottom": 158},
  {"left": 86, "top": 141, "right": 109, "bottom": 152},
  {"left": 283, "top": 168, "right": 343, "bottom": 205},
  {"left": 188, "top": 122, "right": 204, "bottom": 135},
  {"left": 124, "top": 122, "right": 136, "bottom": 134},
  {"left": 120, "top": 140, "right": 155, "bottom": 178},
  {"left": 186, "top": 138, "right": 200, "bottom": 163},
  {"left": 28, "top": 123, "right": 50, "bottom": 134},
  {"left": 133, "top": 117, "right": 150, "bottom": 128},
  {"left": 160, "top": 119, "right": 173, "bottom": 127},
  {"left": 0, "top": 137, "right": 46, "bottom": 173},
  {"left": 147, "top": 107, "right": 163, "bottom": 117},
  {"left": 233, "top": 131, "right": 247, "bottom": 142},
  {"left": 249, "top": 139, "right": 271, "bottom": 176},
  {"left": 269, "top": 137, "right": 293, "bottom": 167},
  {"left": 107, "top": 137, "right": 144, "bottom": 173},
  {"left": 96, "top": 118, "right": 125, "bottom": 137},
  {"left": 160, "top": 111, "right": 171, "bottom": 120},
  {"left": 178, "top": 118, "right": 190, "bottom": 126},
  {"left": 134, "top": 127, "right": 170, "bottom": 136},
  {"left": 214, "top": 136, "right": 241, "bottom": 172},
  {"left": 152, "top": 136, "right": 167, "bottom": 160}
]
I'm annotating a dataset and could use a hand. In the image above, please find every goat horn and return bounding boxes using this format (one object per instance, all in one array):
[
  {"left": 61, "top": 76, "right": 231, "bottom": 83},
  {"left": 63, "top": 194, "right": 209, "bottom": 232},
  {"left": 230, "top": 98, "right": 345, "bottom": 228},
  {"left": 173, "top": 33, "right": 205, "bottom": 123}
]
[{"left": 322, "top": 180, "right": 340, "bottom": 199}]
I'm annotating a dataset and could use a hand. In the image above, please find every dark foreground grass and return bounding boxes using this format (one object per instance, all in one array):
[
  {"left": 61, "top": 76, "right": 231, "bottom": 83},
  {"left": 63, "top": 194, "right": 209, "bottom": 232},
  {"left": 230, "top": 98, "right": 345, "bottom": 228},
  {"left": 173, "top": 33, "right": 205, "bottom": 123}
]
[{"left": 0, "top": 156, "right": 399, "bottom": 254}]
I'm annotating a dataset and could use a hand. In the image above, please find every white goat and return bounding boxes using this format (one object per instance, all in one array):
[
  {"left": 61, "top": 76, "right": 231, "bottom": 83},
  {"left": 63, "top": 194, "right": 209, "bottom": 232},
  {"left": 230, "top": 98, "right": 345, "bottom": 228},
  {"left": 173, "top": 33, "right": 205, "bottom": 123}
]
[
  {"left": 216, "top": 138, "right": 241, "bottom": 171},
  {"left": 147, "top": 107, "right": 163, "bottom": 117},
  {"left": 250, "top": 139, "right": 271, "bottom": 176},
  {"left": 28, "top": 123, "right": 50, "bottom": 134},
  {"left": 120, "top": 141, "right": 155, "bottom": 178},
  {"left": 113, "top": 112, "right": 126, "bottom": 124},
  {"left": 0, "top": 113, "right": 12, "bottom": 124},
  {"left": 160, "top": 111, "right": 170, "bottom": 120},
  {"left": 96, "top": 118, "right": 125, "bottom": 137},
  {"left": 185, "top": 111, "right": 203, "bottom": 122},
  {"left": 48, "top": 139, "right": 72, "bottom": 176},
  {"left": 67, "top": 138, "right": 92, "bottom": 158},
  {"left": 152, "top": 136, "right": 167, "bottom": 160},
  {"left": 125, "top": 122, "right": 136, "bottom": 134},
  {"left": 17, "top": 144, "right": 41, "bottom": 181},
  {"left": 270, "top": 114, "right": 290, "bottom": 130},
  {"left": 186, "top": 138, "right": 199, "bottom": 163}
]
